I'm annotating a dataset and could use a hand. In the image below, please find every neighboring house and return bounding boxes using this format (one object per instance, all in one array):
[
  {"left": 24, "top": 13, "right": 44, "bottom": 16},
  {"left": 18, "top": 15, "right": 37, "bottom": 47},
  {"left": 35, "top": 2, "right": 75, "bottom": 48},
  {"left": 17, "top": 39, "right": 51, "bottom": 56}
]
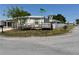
[
  {"left": 0, "top": 15, "right": 66, "bottom": 29},
  {"left": 0, "top": 21, "right": 5, "bottom": 26}
]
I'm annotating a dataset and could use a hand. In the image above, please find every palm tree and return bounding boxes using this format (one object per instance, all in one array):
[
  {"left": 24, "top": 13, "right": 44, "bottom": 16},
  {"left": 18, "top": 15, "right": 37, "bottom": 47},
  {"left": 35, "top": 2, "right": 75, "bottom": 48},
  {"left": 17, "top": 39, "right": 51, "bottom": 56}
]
[
  {"left": 40, "top": 8, "right": 47, "bottom": 25},
  {"left": 40, "top": 8, "right": 46, "bottom": 16}
]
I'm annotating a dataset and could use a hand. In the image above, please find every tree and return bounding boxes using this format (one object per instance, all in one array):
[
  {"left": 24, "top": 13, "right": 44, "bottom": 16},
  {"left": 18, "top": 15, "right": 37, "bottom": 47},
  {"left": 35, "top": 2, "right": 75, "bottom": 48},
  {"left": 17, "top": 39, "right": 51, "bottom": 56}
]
[
  {"left": 76, "top": 19, "right": 79, "bottom": 24},
  {"left": 53, "top": 14, "right": 66, "bottom": 23},
  {"left": 5, "top": 6, "right": 31, "bottom": 24},
  {"left": 5, "top": 6, "right": 31, "bottom": 28},
  {"left": 6, "top": 6, "right": 31, "bottom": 18}
]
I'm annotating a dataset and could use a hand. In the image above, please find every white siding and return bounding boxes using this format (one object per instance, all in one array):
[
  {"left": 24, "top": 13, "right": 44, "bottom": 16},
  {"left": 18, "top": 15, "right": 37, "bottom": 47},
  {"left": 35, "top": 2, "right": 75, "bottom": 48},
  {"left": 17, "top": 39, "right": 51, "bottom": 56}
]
[
  {"left": 26, "top": 19, "right": 35, "bottom": 24},
  {"left": 25, "top": 19, "right": 44, "bottom": 25}
]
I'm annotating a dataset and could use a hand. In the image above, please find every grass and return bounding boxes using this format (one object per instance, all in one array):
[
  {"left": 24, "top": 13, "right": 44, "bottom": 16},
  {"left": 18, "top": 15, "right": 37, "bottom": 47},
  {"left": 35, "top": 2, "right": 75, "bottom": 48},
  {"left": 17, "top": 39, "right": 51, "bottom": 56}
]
[{"left": 0, "top": 25, "right": 75, "bottom": 37}]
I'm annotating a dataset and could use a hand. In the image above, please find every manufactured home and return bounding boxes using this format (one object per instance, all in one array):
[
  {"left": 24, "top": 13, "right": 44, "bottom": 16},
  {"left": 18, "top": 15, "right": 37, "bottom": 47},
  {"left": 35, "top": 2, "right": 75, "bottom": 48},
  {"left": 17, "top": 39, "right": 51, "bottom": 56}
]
[{"left": 0, "top": 15, "right": 66, "bottom": 29}]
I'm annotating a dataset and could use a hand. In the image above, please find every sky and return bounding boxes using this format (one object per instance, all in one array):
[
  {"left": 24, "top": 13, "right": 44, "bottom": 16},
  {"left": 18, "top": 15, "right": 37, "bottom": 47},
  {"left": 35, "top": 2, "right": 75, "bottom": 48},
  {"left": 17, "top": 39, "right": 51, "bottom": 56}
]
[{"left": 0, "top": 4, "right": 79, "bottom": 23}]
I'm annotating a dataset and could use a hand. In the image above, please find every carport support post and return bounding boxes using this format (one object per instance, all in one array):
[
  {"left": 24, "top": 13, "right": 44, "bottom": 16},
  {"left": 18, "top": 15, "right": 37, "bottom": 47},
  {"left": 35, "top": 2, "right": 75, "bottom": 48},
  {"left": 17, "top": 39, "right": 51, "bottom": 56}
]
[{"left": 51, "top": 22, "right": 53, "bottom": 30}]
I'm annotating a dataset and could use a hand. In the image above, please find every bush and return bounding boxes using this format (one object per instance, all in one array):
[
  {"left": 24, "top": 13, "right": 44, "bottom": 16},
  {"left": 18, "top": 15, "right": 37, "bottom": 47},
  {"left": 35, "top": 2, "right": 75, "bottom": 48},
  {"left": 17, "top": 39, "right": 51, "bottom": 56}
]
[{"left": 63, "top": 25, "right": 68, "bottom": 30}]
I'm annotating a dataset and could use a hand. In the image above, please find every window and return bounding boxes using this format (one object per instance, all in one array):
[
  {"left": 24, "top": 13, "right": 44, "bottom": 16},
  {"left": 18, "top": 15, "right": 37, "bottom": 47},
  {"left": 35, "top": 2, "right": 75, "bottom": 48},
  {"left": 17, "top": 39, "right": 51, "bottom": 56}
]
[{"left": 35, "top": 21, "right": 39, "bottom": 24}]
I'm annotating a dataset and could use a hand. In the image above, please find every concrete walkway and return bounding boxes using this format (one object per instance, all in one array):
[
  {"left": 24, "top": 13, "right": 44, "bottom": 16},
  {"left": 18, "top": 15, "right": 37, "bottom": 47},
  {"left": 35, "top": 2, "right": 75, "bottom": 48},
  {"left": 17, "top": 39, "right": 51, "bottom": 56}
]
[{"left": 0, "top": 26, "right": 79, "bottom": 55}]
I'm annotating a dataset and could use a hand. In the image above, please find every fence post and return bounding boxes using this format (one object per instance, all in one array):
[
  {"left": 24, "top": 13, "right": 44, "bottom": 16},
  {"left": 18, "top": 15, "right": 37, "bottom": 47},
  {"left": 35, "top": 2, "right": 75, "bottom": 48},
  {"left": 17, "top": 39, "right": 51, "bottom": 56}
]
[{"left": 1, "top": 26, "right": 4, "bottom": 33}]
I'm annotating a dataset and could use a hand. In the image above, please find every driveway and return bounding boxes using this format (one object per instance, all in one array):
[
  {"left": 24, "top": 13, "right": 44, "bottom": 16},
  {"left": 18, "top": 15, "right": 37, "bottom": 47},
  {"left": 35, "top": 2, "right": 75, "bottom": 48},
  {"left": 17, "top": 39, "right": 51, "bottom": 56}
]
[
  {"left": 0, "top": 26, "right": 79, "bottom": 55},
  {"left": 0, "top": 27, "right": 13, "bottom": 32}
]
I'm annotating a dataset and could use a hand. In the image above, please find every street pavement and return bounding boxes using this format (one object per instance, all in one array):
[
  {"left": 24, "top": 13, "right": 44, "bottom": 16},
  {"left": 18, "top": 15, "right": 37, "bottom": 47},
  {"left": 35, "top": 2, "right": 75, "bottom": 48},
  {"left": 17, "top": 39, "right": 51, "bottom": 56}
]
[{"left": 0, "top": 26, "right": 79, "bottom": 55}]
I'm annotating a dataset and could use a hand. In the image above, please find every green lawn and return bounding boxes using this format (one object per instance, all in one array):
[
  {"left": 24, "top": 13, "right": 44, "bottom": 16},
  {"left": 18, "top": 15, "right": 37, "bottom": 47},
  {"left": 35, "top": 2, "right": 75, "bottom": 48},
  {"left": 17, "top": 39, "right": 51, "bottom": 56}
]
[{"left": 0, "top": 25, "right": 75, "bottom": 37}]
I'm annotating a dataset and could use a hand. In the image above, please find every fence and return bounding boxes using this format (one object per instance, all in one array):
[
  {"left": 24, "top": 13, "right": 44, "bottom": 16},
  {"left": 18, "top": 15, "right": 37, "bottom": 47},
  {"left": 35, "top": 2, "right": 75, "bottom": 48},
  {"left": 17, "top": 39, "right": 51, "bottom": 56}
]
[
  {"left": 16, "top": 23, "right": 66, "bottom": 30},
  {"left": 53, "top": 23, "right": 66, "bottom": 29}
]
